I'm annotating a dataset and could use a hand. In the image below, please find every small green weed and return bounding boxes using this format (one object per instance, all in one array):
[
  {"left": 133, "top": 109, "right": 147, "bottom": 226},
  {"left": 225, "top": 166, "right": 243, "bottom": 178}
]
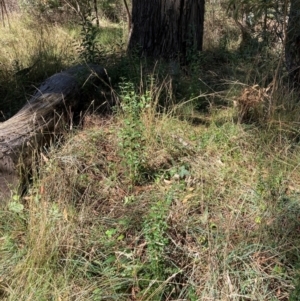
[
  {"left": 118, "top": 79, "right": 151, "bottom": 186},
  {"left": 140, "top": 191, "right": 175, "bottom": 298},
  {"left": 77, "top": 9, "right": 103, "bottom": 63}
]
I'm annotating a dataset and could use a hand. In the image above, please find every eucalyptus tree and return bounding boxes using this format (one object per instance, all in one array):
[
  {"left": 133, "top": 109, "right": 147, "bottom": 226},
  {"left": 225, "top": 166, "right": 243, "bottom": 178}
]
[
  {"left": 285, "top": 0, "right": 300, "bottom": 83},
  {"left": 127, "top": 0, "right": 205, "bottom": 61}
]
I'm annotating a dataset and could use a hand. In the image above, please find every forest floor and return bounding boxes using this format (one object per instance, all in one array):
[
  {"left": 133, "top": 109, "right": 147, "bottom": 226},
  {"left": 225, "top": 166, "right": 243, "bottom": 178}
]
[{"left": 0, "top": 8, "right": 300, "bottom": 301}]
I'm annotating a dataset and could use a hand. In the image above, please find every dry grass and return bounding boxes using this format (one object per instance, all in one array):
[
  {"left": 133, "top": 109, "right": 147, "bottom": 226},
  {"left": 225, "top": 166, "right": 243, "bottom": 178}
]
[
  {"left": 2, "top": 90, "right": 300, "bottom": 300},
  {"left": 1, "top": 4, "right": 300, "bottom": 301},
  {"left": 0, "top": 13, "right": 76, "bottom": 68}
]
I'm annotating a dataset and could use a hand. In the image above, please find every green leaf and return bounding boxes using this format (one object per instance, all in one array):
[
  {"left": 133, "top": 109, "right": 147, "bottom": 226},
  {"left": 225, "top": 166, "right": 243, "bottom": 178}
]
[
  {"left": 8, "top": 201, "right": 24, "bottom": 213},
  {"left": 105, "top": 228, "right": 117, "bottom": 238}
]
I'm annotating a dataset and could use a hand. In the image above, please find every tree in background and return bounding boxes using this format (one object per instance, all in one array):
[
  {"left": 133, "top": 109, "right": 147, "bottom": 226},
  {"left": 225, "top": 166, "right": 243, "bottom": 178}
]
[
  {"left": 227, "top": 0, "right": 287, "bottom": 49},
  {"left": 285, "top": 0, "right": 300, "bottom": 84},
  {"left": 0, "top": 0, "right": 9, "bottom": 20},
  {"left": 127, "top": 0, "right": 205, "bottom": 62}
]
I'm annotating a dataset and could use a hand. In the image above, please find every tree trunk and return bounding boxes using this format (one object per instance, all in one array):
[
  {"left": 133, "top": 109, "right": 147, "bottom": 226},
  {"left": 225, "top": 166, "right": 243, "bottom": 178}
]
[
  {"left": 93, "top": 0, "right": 100, "bottom": 27},
  {"left": 285, "top": 0, "right": 300, "bottom": 84},
  {"left": 0, "top": 64, "right": 107, "bottom": 201},
  {"left": 123, "top": 0, "right": 131, "bottom": 32},
  {"left": 127, "top": 0, "right": 205, "bottom": 61}
]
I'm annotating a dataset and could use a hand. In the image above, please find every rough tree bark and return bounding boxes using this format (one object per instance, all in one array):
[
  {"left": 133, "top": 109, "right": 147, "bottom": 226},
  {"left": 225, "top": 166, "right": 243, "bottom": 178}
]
[
  {"left": 285, "top": 0, "right": 300, "bottom": 84},
  {"left": 123, "top": 0, "right": 131, "bottom": 32},
  {"left": 0, "top": 64, "right": 107, "bottom": 200},
  {"left": 127, "top": 0, "right": 205, "bottom": 60}
]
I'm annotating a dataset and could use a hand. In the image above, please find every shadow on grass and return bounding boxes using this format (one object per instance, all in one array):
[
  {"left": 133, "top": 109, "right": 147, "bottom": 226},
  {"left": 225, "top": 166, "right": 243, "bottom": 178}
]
[
  {"left": 0, "top": 29, "right": 281, "bottom": 122},
  {"left": 0, "top": 51, "right": 68, "bottom": 120},
  {"left": 101, "top": 37, "right": 282, "bottom": 114}
]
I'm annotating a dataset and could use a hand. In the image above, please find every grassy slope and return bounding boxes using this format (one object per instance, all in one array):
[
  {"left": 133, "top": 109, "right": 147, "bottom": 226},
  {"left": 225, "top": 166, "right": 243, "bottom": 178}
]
[{"left": 1, "top": 7, "right": 300, "bottom": 301}]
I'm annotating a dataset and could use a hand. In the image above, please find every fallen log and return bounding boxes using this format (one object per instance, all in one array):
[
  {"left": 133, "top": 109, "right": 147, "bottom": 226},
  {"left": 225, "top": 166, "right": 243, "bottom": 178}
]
[{"left": 0, "top": 64, "right": 108, "bottom": 200}]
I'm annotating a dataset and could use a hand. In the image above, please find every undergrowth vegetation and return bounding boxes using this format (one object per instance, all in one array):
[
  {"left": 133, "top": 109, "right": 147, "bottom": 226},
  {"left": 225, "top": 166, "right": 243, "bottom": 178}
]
[{"left": 1, "top": 1, "right": 300, "bottom": 300}]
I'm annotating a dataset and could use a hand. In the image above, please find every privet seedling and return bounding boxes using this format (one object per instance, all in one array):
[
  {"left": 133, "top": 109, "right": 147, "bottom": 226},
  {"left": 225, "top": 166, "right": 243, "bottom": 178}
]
[{"left": 118, "top": 79, "right": 151, "bottom": 186}]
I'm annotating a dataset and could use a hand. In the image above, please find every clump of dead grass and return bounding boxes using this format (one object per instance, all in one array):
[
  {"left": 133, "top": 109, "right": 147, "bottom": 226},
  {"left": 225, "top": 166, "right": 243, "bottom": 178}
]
[{"left": 234, "top": 83, "right": 272, "bottom": 123}]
